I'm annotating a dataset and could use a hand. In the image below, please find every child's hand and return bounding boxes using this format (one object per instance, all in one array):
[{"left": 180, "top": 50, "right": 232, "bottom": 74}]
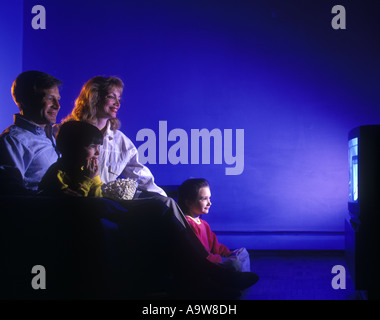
[
  {"left": 229, "top": 250, "right": 237, "bottom": 257},
  {"left": 83, "top": 158, "right": 99, "bottom": 179}
]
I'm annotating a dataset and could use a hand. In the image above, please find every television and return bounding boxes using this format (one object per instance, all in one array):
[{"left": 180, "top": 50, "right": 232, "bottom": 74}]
[
  {"left": 348, "top": 125, "right": 380, "bottom": 220},
  {"left": 346, "top": 125, "right": 380, "bottom": 298},
  {"left": 348, "top": 136, "right": 358, "bottom": 209}
]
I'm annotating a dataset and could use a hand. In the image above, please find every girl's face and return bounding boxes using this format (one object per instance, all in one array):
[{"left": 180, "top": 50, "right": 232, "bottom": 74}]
[
  {"left": 97, "top": 86, "right": 122, "bottom": 120},
  {"left": 187, "top": 186, "right": 212, "bottom": 217},
  {"left": 81, "top": 143, "right": 101, "bottom": 163}
]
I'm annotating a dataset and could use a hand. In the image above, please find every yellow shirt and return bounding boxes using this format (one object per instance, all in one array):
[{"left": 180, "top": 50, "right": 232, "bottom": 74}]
[{"left": 57, "top": 170, "right": 103, "bottom": 197}]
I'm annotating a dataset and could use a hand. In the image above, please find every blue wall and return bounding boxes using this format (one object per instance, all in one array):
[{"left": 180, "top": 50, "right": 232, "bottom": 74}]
[
  {"left": 0, "top": 0, "right": 23, "bottom": 128},
  {"left": 4, "top": 0, "right": 380, "bottom": 249}
]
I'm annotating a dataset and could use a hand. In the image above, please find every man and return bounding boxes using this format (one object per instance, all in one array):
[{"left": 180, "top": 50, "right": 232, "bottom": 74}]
[
  {"left": 0, "top": 72, "right": 259, "bottom": 298},
  {"left": 0, "top": 71, "right": 62, "bottom": 194}
]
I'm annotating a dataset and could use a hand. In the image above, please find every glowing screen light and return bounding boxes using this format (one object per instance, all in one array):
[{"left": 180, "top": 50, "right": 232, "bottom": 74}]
[{"left": 348, "top": 137, "right": 358, "bottom": 203}]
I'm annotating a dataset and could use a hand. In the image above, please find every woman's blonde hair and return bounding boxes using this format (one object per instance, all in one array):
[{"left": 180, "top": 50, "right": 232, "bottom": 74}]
[{"left": 63, "top": 76, "right": 124, "bottom": 130}]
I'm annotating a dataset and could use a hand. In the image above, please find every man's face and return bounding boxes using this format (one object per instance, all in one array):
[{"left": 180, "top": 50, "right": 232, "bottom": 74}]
[
  {"left": 39, "top": 86, "right": 61, "bottom": 125},
  {"left": 25, "top": 85, "right": 61, "bottom": 126}
]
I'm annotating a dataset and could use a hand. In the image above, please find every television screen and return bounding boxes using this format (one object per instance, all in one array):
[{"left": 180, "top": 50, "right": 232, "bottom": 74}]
[{"left": 348, "top": 137, "right": 358, "bottom": 203}]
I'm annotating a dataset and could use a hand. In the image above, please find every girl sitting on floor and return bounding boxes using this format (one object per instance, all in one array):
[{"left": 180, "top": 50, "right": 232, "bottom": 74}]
[{"left": 178, "top": 178, "right": 251, "bottom": 272}]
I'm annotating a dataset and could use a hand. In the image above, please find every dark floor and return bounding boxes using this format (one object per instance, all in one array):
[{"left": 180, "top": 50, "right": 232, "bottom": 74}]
[{"left": 240, "top": 250, "right": 364, "bottom": 300}]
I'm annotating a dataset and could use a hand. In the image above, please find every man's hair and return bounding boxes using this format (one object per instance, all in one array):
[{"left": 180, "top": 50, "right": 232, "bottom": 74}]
[
  {"left": 11, "top": 70, "right": 62, "bottom": 112},
  {"left": 177, "top": 178, "right": 210, "bottom": 213},
  {"left": 56, "top": 121, "right": 103, "bottom": 157},
  {"left": 63, "top": 76, "right": 124, "bottom": 131}
]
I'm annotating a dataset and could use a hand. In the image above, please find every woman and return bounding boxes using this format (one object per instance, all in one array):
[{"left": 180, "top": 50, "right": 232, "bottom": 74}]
[
  {"left": 61, "top": 76, "right": 258, "bottom": 298},
  {"left": 62, "top": 76, "right": 166, "bottom": 198},
  {"left": 61, "top": 76, "right": 197, "bottom": 229}
]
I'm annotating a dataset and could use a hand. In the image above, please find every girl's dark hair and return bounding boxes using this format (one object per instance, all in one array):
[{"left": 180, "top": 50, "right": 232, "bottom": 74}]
[
  {"left": 177, "top": 178, "right": 210, "bottom": 213},
  {"left": 56, "top": 121, "right": 103, "bottom": 156}
]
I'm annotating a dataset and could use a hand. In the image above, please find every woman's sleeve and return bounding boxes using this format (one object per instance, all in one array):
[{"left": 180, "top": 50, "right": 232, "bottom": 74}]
[{"left": 119, "top": 135, "right": 167, "bottom": 197}]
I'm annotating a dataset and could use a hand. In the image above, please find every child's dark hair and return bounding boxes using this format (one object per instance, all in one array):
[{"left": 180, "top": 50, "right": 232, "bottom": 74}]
[
  {"left": 56, "top": 121, "right": 103, "bottom": 156},
  {"left": 178, "top": 178, "right": 210, "bottom": 213}
]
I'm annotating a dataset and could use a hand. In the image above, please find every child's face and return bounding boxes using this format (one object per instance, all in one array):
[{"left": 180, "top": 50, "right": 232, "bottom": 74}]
[
  {"left": 81, "top": 143, "right": 101, "bottom": 163},
  {"left": 188, "top": 186, "right": 212, "bottom": 217}
]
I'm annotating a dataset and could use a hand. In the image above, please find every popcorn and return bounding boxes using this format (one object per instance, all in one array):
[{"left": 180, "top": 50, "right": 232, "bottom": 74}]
[{"left": 101, "top": 178, "right": 138, "bottom": 200}]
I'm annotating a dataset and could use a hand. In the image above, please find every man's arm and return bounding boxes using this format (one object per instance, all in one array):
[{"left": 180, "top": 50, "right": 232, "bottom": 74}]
[{"left": 0, "top": 135, "right": 31, "bottom": 195}]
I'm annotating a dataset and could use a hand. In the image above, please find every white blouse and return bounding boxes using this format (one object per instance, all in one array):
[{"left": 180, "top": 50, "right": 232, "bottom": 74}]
[{"left": 98, "top": 122, "right": 166, "bottom": 197}]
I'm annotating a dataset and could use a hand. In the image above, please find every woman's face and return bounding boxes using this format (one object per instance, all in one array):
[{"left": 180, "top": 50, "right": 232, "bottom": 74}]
[{"left": 97, "top": 86, "right": 122, "bottom": 120}]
